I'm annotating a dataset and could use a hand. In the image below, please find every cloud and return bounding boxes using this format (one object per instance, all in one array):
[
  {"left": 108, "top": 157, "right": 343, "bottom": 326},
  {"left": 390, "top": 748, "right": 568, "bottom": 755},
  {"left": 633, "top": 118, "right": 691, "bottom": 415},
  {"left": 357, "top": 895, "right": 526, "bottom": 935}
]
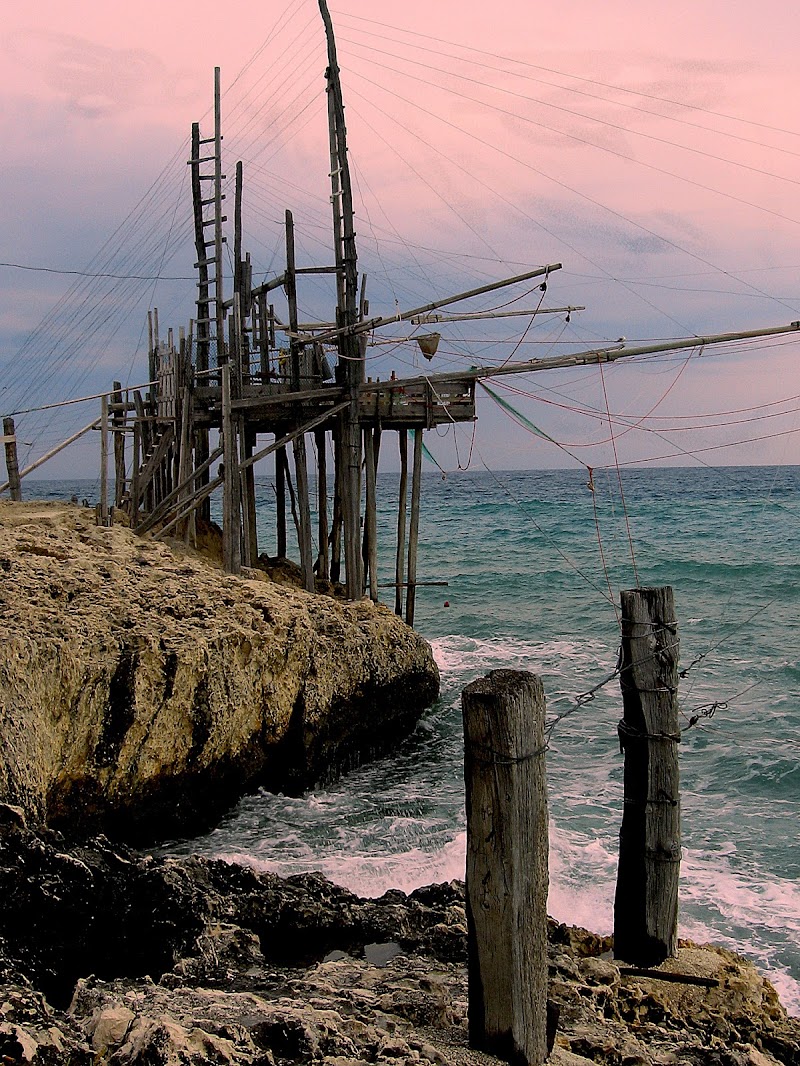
[{"left": 6, "top": 30, "right": 200, "bottom": 117}]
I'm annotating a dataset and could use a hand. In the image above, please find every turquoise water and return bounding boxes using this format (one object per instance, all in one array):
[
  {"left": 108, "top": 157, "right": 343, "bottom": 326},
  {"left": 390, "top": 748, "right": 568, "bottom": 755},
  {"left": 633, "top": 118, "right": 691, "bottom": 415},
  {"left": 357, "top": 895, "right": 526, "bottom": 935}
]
[{"left": 29, "top": 467, "right": 800, "bottom": 1012}]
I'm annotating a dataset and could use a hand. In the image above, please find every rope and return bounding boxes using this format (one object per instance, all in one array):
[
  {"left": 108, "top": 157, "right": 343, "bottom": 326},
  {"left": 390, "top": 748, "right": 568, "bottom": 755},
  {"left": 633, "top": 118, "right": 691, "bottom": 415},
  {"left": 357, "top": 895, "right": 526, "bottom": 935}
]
[
  {"left": 587, "top": 467, "right": 620, "bottom": 625},
  {"left": 599, "top": 360, "right": 640, "bottom": 585}
]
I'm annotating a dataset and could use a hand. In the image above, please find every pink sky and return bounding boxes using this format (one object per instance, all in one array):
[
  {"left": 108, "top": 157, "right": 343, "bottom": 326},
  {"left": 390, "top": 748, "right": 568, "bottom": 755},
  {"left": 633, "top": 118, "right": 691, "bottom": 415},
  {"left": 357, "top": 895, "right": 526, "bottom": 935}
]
[{"left": 2, "top": 0, "right": 800, "bottom": 474}]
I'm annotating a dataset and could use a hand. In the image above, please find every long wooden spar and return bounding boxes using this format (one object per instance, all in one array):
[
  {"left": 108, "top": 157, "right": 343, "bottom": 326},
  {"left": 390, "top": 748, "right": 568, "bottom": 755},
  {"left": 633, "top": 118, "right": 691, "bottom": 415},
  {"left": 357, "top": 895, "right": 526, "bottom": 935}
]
[{"left": 223, "top": 321, "right": 800, "bottom": 415}]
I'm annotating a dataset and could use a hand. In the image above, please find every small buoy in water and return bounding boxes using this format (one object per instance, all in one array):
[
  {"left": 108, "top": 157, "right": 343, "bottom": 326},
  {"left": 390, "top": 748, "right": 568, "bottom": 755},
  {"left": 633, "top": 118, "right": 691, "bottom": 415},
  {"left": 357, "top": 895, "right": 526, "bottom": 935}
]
[{"left": 444, "top": 600, "right": 450, "bottom": 607}]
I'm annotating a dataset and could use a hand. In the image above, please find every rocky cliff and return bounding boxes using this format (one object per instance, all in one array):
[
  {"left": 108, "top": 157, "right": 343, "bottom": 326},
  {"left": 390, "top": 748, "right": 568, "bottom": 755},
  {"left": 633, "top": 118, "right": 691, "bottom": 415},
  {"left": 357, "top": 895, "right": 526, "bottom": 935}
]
[
  {"left": 0, "top": 502, "right": 439, "bottom": 842},
  {"left": 0, "top": 810, "right": 797, "bottom": 1066}
]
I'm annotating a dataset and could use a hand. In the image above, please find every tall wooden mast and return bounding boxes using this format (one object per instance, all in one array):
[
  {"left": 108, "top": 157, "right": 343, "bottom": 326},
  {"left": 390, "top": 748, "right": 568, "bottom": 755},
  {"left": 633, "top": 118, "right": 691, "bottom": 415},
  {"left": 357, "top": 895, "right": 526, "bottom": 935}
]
[{"left": 319, "top": 0, "right": 363, "bottom": 598}]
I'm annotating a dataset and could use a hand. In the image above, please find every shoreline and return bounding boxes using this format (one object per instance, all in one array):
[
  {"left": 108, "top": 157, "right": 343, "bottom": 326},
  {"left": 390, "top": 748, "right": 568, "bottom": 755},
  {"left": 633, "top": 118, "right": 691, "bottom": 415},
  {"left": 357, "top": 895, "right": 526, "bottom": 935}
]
[{"left": 1, "top": 809, "right": 798, "bottom": 1065}]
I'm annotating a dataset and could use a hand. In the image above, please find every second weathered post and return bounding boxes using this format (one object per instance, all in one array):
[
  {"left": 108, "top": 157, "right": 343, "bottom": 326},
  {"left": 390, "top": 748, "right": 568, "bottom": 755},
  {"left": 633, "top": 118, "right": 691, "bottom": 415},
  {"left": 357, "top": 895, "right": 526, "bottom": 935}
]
[
  {"left": 2, "top": 418, "right": 21, "bottom": 502},
  {"left": 614, "top": 585, "right": 681, "bottom": 965},
  {"left": 462, "top": 669, "right": 549, "bottom": 1066}
]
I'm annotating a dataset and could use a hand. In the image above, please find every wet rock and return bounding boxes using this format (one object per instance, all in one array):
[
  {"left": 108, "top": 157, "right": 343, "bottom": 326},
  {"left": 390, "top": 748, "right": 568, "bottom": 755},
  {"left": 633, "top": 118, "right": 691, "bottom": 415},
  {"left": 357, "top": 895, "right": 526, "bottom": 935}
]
[{"left": 0, "top": 823, "right": 798, "bottom": 1065}]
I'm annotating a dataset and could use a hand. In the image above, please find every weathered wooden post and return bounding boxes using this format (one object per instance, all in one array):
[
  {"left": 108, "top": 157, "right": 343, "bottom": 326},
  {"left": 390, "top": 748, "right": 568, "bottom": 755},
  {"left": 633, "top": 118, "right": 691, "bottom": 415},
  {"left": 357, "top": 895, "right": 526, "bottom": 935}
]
[
  {"left": 111, "top": 381, "right": 126, "bottom": 508},
  {"left": 221, "top": 360, "right": 241, "bottom": 575},
  {"left": 614, "top": 586, "right": 681, "bottom": 965},
  {"left": 395, "top": 428, "right": 408, "bottom": 616},
  {"left": 99, "top": 394, "right": 110, "bottom": 526},
  {"left": 2, "top": 418, "right": 21, "bottom": 502},
  {"left": 405, "top": 428, "right": 423, "bottom": 627},
  {"left": 462, "top": 670, "right": 549, "bottom": 1066}
]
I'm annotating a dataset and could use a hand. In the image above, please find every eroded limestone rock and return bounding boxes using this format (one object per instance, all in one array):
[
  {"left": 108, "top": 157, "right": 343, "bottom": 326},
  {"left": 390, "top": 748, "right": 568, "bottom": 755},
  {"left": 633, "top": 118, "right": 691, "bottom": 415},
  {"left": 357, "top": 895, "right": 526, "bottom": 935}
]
[{"left": 0, "top": 502, "right": 439, "bottom": 841}]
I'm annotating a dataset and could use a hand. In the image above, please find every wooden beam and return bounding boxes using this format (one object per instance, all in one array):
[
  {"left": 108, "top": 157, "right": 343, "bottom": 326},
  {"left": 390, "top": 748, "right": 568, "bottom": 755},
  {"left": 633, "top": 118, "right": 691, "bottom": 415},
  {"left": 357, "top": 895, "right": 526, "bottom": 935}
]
[
  {"left": 313, "top": 263, "right": 562, "bottom": 345},
  {"left": 136, "top": 445, "right": 223, "bottom": 535},
  {"left": 155, "top": 475, "right": 223, "bottom": 541},
  {"left": 239, "top": 400, "right": 349, "bottom": 471}
]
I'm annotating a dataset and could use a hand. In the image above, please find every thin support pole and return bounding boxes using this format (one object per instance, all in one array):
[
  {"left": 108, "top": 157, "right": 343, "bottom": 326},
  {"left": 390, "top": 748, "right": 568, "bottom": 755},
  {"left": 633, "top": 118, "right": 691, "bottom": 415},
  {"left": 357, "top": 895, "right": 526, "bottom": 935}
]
[
  {"left": 131, "top": 422, "right": 140, "bottom": 526},
  {"left": 405, "top": 428, "right": 423, "bottom": 626},
  {"left": 330, "top": 428, "right": 343, "bottom": 583},
  {"left": 363, "top": 426, "right": 379, "bottom": 601},
  {"left": 243, "top": 429, "right": 258, "bottom": 564},
  {"left": 395, "top": 429, "right": 408, "bottom": 616},
  {"left": 221, "top": 361, "right": 241, "bottom": 574},
  {"left": 293, "top": 433, "right": 316, "bottom": 593},
  {"left": 614, "top": 586, "right": 681, "bottom": 966},
  {"left": 275, "top": 445, "right": 287, "bottom": 557},
  {"left": 99, "top": 395, "right": 110, "bottom": 526},
  {"left": 112, "top": 381, "right": 126, "bottom": 508},
  {"left": 315, "top": 428, "right": 329, "bottom": 581}
]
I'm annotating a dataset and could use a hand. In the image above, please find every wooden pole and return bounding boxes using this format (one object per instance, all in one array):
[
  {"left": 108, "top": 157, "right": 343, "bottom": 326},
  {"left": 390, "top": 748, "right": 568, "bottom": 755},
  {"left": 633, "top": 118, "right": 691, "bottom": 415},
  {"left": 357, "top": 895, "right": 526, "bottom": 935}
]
[
  {"left": 99, "top": 395, "right": 110, "bottom": 525},
  {"left": 462, "top": 670, "right": 549, "bottom": 1066},
  {"left": 243, "top": 429, "right": 258, "bottom": 564},
  {"left": 131, "top": 421, "right": 140, "bottom": 526},
  {"left": 363, "top": 427, "right": 377, "bottom": 599},
  {"left": 320, "top": 0, "right": 363, "bottom": 600},
  {"left": 405, "top": 428, "right": 423, "bottom": 627},
  {"left": 614, "top": 586, "right": 681, "bottom": 966},
  {"left": 330, "top": 428, "right": 343, "bottom": 583},
  {"left": 395, "top": 429, "right": 408, "bottom": 616},
  {"left": 0, "top": 417, "right": 99, "bottom": 495},
  {"left": 177, "top": 385, "right": 192, "bottom": 541},
  {"left": 293, "top": 433, "right": 316, "bottom": 592},
  {"left": 276, "top": 445, "right": 287, "bottom": 557},
  {"left": 221, "top": 361, "right": 241, "bottom": 574},
  {"left": 315, "top": 428, "right": 329, "bottom": 580},
  {"left": 112, "top": 381, "right": 126, "bottom": 508},
  {"left": 2, "top": 418, "right": 21, "bottom": 501},
  {"left": 284, "top": 207, "right": 314, "bottom": 590}
]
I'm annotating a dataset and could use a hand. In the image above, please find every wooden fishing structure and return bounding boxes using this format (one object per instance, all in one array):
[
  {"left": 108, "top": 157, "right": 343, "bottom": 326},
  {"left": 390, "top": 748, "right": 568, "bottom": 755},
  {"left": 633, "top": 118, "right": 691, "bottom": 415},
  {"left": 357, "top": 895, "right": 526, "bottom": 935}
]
[{"left": 2, "top": 1, "right": 799, "bottom": 627}]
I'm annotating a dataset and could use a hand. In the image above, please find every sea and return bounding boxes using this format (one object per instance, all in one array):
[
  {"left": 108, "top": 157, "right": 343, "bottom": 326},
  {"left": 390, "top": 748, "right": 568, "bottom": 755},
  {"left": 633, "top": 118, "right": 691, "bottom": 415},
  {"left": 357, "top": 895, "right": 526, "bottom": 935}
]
[{"left": 28, "top": 465, "right": 800, "bottom": 1014}]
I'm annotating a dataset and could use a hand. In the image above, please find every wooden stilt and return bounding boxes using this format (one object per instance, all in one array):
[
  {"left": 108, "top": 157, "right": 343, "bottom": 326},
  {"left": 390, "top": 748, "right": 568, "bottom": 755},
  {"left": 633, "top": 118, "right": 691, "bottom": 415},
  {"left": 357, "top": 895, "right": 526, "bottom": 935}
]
[
  {"left": 363, "top": 426, "right": 378, "bottom": 600},
  {"left": 99, "top": 395, "right": 110, "bottom": 526},
  {"left": 2, "top": 418, "right": 21, "bottom": 502},
  {"left": 112, "top": 381, "right": 126, "bottom": 508},
  {"left": 462, "top": 670, "right": 549, "bottom": 1066},
  {"left": 282, "top": 449, "right": 301, "bottom": 546},
  {"left": 276, "top": 445, "right": 287, "bottom": 557},
  {"left": 221, "top": 361, "right": 241, "bottom": 574},
  {"left": 243, "top": 429, "right": 258, "bottom": 564},
  {"left": 405, "top": 427, "right": 423, "bottom": 626},
  {"left": 315, "top": 428, "right": 329, "bottom": 580},
  {"left": 293, "top": 433, "right": 315, "bottom": 592},
  {"left": 131, "top": 421, "right": 140, "bottom": 526},
  {"left": 177, "top": 385, "right": 192, "bottom": 541},
  {"left": 614, "top": 586, "right": 681, "bottom": 966},
  {"left": 395, "top": 428, "right": 408, "bottom": 616},
  {"left": 330, "top": 429, "right": 343, "bottom": 583}
]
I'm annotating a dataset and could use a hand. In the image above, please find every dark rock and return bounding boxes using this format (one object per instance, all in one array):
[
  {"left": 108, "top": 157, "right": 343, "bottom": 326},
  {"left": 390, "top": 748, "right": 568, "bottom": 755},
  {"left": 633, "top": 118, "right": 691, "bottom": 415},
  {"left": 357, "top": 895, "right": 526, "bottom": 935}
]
[{"left": 0, "top": 819, "right": 799, "bottom": 1065}]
